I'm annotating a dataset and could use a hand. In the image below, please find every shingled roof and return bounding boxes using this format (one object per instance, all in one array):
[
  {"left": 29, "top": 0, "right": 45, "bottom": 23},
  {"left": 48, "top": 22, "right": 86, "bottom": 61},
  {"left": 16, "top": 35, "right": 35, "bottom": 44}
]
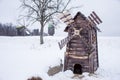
[
  {"left": 64, "top": 11, "right": 87, "bottom": 32},
  {"left": 73, "top": 12, "right": 86, "bottom": 20}
]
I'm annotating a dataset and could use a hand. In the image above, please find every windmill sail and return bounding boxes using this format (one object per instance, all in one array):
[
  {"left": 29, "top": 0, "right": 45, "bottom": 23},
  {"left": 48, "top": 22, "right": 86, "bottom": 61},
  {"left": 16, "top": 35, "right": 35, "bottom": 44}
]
[
  {"left": 58, "top": 36, "right": 73, "bottom": 49},
  {"left": 58, "top": 11, "right": 74, "bottom": 25},
  {"left": 88, "top": 11, "right": 102, "bottom": 32}
]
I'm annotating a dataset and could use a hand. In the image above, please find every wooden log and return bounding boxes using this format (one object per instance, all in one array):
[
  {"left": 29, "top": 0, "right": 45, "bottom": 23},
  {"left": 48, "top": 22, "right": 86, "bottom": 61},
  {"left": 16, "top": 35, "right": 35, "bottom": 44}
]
[
  {"left": 68, "top": 47, "right": 85, "bottom": 51},
  {"left": 70, "top": 40, "right": 83, "bottom": 44},
  {"left": 68, "top": 58, "right": 89, "bottom": 63},
  {"left": 68, "top": 54, "right": 88, "bottom": 59},
  {"left": 69, "top": 43, "right": 84, "bottom": 48},
  {"left": 68, "top": 51, "right": 87, "bottom": 55}
]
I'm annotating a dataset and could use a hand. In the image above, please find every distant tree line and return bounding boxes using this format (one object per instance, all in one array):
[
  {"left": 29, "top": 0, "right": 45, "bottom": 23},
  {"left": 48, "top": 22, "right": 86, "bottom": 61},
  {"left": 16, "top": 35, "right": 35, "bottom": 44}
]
[
  {"left": 0, "top": 23, "right": 17, "bottom": 36},
  {"left": 0, "top": 23, "right": 49, "bottom": 36}
]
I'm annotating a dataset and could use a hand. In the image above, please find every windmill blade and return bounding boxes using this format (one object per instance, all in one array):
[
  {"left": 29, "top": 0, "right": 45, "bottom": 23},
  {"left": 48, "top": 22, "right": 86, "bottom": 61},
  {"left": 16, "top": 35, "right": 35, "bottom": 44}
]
[
  {"left": 25, "top": 28, "right": 31, "bottom": 34},
  {"left": 88, "top": 11, "right": 102, "bottom": 25},
  {"left": 88, "top": 16, "right": 96, "bottom": 25},
  {"left": 88, "top": 11, "right": 102, "bottom": 32},
  {"left": 92, "top": 11, "right": 102, "bottom": 23},
  {"left": 90, "top": 13, "right": 100, "bottom": 24},
  {"left": 58, "top": 36, "right": 73, "bottom": 49},
  {"left": 58, "top": 11, "right": 74, "bottom": 25}
]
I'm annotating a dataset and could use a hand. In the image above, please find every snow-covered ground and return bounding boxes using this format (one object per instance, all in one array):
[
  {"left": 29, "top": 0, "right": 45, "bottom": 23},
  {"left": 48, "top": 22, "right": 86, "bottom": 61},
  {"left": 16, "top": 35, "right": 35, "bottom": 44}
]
[{"left": 0, "top": 36, "right": 120, "bottom": 80}]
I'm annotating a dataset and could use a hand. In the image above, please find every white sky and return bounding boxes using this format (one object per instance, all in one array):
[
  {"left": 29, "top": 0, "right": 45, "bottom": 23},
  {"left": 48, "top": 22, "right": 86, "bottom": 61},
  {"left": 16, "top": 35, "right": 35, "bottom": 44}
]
[
  {"left": 0, "top": 0, "right": 120, "bottom": 36},
  {"left": 0, "top": 0, "right": 21, "bottom": 24}
]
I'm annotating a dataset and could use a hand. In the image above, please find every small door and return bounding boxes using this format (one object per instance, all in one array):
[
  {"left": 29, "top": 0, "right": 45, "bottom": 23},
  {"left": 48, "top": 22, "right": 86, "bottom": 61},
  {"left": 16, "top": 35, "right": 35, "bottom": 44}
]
[{"left": 73, "top": 64, "right": 82, "bottom": 74}]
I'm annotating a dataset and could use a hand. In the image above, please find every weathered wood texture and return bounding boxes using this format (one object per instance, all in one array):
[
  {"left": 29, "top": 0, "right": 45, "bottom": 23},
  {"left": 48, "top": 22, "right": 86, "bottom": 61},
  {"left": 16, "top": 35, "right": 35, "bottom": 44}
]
[{"left": 63, "top": 11, "right": 102, "bottom": 74}]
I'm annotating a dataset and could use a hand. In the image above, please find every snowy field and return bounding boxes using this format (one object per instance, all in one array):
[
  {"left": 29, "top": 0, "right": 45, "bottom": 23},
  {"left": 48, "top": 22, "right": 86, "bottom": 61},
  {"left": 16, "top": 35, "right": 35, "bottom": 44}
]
[{"left": 0, "top": 36, "right": 120, "bottom": 80}]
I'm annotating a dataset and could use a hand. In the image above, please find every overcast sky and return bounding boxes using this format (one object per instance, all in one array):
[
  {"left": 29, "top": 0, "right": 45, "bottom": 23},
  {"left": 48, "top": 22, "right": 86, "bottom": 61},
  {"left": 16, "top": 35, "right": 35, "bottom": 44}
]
[{"left": 0, "top": 0, "right": 120, "bottom": 36}]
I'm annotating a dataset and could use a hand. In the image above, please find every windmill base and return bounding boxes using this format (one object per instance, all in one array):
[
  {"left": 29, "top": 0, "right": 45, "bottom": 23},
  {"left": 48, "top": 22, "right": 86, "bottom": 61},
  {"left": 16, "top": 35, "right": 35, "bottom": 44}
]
[{"left": 64, "top": 52, "right": 98, "bottom": 74}]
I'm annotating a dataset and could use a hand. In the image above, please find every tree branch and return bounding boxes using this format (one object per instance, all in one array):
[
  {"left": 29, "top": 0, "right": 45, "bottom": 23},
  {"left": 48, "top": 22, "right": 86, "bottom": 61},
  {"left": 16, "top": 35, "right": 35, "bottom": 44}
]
[{"left": 62, "top": 0, "right": 71, "bottom": 12}]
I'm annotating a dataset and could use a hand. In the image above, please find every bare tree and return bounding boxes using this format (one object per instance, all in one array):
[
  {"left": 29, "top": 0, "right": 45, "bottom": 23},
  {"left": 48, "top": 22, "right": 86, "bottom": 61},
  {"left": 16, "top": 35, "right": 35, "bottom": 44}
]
[{"left": 19, "top": 0, "right": 73, "bottom": 44}]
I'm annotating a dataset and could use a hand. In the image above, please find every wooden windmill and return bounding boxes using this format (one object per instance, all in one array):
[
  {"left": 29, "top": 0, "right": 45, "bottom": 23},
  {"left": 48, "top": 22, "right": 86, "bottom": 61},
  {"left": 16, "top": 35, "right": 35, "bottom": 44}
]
[
  {"left": 58, "top": 11, "right": 102, "bottom": 74},
  {"left": 17, "top": 18, "right": 31, "bottom": 36}
]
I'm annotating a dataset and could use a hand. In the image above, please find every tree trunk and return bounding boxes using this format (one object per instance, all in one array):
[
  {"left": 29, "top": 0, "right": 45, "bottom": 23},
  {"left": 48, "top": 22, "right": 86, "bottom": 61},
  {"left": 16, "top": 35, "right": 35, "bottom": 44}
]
[{"left": 40, "top": 23, "right": 44, "bottom": 44}]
